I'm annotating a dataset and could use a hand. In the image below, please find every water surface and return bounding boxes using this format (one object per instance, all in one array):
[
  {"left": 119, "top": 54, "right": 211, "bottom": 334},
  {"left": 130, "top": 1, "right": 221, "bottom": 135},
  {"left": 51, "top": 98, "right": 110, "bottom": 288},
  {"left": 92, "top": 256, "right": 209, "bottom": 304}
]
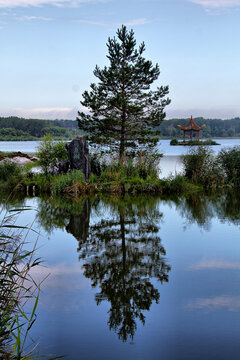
[
  {"left": 2, "top": 192, "right": 240, "bottom": 360},
  {"left": 0, "top": 138, "right": 239, "bottom": 155}
]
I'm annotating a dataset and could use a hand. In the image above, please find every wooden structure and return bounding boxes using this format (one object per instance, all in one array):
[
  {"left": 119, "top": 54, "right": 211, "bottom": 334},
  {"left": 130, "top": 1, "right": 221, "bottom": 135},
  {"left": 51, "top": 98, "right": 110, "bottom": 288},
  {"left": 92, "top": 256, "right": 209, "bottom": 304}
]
[{"left": 177, "top": 116, "right": 206, "bottom": 142}]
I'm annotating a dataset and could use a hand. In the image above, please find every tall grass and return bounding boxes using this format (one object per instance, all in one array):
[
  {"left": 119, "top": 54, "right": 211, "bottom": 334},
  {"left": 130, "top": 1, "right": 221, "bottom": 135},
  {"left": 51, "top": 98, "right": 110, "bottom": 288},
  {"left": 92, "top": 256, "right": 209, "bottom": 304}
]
[
  {"left": 98, "top": 151, "right": 160, "bottom": 183},
  {"left": 51, "top": 170, "right": 86, "bottom": 194},
  {"left": 0, "top": 205, "right": 63, "bottom": 360},
  {"left": 0, "top": 206, "right": 41, "bottom": 359}
]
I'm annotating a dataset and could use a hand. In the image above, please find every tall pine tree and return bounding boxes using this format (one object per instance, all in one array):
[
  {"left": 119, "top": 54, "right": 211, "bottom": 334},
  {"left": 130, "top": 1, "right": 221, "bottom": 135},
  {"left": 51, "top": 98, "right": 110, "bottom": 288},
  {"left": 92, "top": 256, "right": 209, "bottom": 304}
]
[{"left": 77, "top": 25, "right": 171, "bottom": 162}]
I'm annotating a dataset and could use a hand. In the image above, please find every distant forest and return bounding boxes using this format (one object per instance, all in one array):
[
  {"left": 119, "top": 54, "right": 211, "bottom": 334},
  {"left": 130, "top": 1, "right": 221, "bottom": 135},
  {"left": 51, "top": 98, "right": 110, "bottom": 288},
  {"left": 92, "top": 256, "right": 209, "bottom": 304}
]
[
  {"left": 159, "top": 117, "right": 240, "bottom": 139},
  {"left": 0, "top": 116, "right": 240, "bottom": 141},
  {"left": 0, "top": 117, "right": 80, "bottom": 140}
]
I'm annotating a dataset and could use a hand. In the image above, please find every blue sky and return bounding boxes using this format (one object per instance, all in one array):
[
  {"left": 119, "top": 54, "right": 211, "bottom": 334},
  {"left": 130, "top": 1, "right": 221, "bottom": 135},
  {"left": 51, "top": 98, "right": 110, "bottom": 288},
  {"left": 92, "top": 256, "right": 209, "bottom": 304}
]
[{"left": 0, "top": 0, "right": 240, "bottom": 120}]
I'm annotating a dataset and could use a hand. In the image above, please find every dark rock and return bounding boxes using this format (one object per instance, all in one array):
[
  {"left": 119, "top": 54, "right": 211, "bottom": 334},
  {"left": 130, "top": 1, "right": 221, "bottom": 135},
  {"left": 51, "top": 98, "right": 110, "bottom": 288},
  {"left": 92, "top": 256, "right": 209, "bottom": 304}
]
[
  {"left": 58, "top": 160, "right": 70, "bottom": 174},
  {"left": 50, "top": 160, "right": 70, "bottom": 175},
  {"left": 66, "top": 135, "right": 91, "bottom": 180}
]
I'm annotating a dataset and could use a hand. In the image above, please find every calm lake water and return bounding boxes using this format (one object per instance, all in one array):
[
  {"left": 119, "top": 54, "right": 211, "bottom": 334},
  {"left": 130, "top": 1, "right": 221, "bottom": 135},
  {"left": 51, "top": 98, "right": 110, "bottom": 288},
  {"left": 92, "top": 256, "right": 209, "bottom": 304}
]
[
  {"left": 0, "top": 138, "right": 239, "bottom": 155},
  {"left": 0, "top": 138, "right": 239, "bottom": 178},
  {"left": 2, "top": 192, "right": 240, "bottom": 360}
]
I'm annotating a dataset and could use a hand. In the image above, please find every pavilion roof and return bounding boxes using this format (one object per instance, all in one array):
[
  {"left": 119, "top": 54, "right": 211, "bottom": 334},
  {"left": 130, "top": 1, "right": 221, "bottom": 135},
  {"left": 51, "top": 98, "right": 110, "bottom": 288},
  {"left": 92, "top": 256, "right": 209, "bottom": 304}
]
[{"left": 177, "top": 116, "right": 206, "bottom": 131}]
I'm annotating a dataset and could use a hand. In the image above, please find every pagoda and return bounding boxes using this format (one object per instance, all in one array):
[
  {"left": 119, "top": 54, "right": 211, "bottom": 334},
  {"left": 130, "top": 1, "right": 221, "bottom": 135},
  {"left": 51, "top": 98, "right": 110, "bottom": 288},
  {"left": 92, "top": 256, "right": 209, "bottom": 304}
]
[{"left": 177, "top": 116, "right": 206, "bottom": 142}]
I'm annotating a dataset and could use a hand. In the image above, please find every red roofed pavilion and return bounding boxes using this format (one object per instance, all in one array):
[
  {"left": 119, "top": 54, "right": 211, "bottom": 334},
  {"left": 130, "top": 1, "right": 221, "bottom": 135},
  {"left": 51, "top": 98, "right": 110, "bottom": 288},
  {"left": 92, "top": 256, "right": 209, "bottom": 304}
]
[{"left": 178, "top": 116, "right": 206, "bottom": 142}]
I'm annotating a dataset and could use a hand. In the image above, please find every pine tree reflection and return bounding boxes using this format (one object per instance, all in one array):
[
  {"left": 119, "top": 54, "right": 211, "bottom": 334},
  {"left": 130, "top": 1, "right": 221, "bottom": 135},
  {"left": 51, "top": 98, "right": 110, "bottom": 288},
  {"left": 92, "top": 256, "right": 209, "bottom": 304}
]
[{"left": 74, "top": 197, "right": 171, "bottom": 342}]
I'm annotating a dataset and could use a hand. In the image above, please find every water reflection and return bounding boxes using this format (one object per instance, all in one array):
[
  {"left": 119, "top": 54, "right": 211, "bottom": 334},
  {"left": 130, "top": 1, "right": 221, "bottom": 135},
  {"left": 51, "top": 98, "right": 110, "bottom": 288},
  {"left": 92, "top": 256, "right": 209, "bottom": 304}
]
[
  {"left": 163, "top": 191, "right": 240, "bottom": 230},
  {"left": 18, "top": 190, "right": 240, "bottom": 343},
  {"left": 37, "top": 195, "right": 171, "bottom": 341},
  {"left": 78, "top": 197, "right": 170, "bottom": 341},
  {"left": 1, "top": 191, "right": 240, "bottom": 358}
]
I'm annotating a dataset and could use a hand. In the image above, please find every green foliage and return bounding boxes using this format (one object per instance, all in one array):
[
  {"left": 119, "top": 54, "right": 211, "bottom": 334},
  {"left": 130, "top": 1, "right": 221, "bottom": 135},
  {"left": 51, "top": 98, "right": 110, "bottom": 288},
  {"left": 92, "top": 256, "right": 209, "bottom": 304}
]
[
  {"left": 0, "top": 116, "right": 81, "bottom": 140},
  {"left": 77, "top": 25, "right": 170, "bottom": 161},
  {"left": 0, "top": 127, "right": 36, "bottom": 140},
  {"left": 0, "top": 160, "right": 22, "bottom": 182},
  {"left": 34, "top": 174, "right": 52, "bottom": 193},
  {"left": 51, "top": 170, "right": 86, "bottom": 194},
  {"left": 43, "top": 125, "right": 67, "bottom": 138},
  {"left": 162, "top": 175, "right": 192, "bottom": 194},
  {"left": 52, "top": 140, "right": 69, "bottom": 162},
  {"left": 178, "top": 140, "right": 219, "bottom": 146},
  {"left": 37, "top": 136, "right": 68, "bottom": 174},
  {"left": 182, "top": 147, "right": 224, "bottom": 189},
  {"left": 170, "top": 138, "right": 219, "bottom": 146},
  {"left": 218, "top": 146, "right": 240, "bottom": 186}
]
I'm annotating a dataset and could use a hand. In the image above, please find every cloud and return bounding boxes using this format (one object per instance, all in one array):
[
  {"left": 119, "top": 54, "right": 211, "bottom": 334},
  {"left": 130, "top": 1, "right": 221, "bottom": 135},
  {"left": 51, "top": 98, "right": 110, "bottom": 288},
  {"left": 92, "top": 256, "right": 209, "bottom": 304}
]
[
  {"left": 0, "top": 107, "right": 84, "bottom": 120},
  {"left": 124, "top": 18, "right": 151, "bottom": 26},
  {"left": 189, "top": 259, "right": 240, "bottom": 270},
  {"left": 166, "top": 108, "right": 238, "bottom": 119},
  {"left": 188, "top": 0, "right": 240, "bottom": 8},
  {"left": 187, "top": 295, "right": 240, "bottom": 312},
  {"left": 21, "top": 15, "right": 53, "bottom": 21},
  {"left": 0, "top": 0, "right": 105, "bottom": 8},
  {"left": 74, "top": 17, "right": 151, "bottom": 27}
]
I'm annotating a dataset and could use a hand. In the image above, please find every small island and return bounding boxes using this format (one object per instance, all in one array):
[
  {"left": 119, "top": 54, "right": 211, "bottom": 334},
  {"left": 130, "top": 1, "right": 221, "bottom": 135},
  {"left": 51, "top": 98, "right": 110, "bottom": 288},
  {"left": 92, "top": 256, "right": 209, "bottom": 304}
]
[
  {"left": 170, "top": 116, "right": 219, "bottom": 146},
  {"left": 170, "top": 139, "right": 219, "bottom": 146}
]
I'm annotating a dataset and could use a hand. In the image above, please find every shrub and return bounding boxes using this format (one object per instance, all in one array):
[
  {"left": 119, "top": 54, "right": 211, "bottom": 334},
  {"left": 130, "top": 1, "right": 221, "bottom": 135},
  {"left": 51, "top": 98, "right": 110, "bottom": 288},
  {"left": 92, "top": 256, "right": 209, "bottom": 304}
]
[
  {"left": 217, "top": 146, "right": 240, "bottom": 186},
  {"left": 182, "top": 146, "right": 224, "bottom": 189},
  {"left": 37, "top": 135, "right": 68, "bottom": 174},
  {"left": 0, "top": 160, "right": 22, "bottom": 183},
  {"left": 170, "top": 139, "right": 178, "bottom": 145}
]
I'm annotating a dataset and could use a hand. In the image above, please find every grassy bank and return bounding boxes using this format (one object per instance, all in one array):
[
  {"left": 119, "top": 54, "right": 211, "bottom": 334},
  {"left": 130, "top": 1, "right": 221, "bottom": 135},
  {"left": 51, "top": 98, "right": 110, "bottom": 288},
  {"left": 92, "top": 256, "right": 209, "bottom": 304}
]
[
  {"left": 0, "top": 158, "right": 202, "bottom": 197},
  {"left": 1, "top": 145, "right": 240, "bottom": 197}
]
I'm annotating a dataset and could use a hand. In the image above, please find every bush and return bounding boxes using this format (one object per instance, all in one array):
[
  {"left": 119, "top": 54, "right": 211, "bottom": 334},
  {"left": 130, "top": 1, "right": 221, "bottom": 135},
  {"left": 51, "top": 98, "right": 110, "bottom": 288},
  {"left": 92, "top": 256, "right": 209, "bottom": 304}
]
[
  {"left": 182, "top": 146, "right": 224, "bottom": 189},
  {"left": 0, "top": 160, "right": 22, "bottom": 182},
  {"left": 163, "top": 175, "right": 190, "bottom": 194},
  {"left": 218, "top": 146, "right": 240, "bottom": 186},
  {"left": 170, "top": 138, "right": 178, "bottom": 145},
  {"left": 37, "top": 135, "right": 68, "bottom": 174}
]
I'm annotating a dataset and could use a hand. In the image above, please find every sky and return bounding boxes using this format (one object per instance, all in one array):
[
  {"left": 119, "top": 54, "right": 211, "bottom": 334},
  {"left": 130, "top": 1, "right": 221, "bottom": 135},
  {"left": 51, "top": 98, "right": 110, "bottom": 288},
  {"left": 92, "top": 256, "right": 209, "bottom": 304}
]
[{"left": 0, "top": 0, "right": 240, "bottom": 120}]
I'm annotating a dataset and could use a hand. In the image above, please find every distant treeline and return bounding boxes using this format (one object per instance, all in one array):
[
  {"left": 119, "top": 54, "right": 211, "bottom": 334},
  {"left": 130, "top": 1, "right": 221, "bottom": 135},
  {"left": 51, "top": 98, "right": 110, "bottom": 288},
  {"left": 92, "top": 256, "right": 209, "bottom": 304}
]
[
  {"left": 1, "top": 116, "right": 240, "bottom": 141},
  {"left": 159, "top": 117, "right": 240, "bottom": 138},
  {"left": 0, "top": 117, "right": 80, "bottom": 140}
]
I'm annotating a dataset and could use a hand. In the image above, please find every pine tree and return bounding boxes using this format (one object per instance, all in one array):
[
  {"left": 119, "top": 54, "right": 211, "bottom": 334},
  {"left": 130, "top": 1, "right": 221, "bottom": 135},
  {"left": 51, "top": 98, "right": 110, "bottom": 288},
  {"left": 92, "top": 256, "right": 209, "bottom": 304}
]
[{"left": 77, "top": 25, "right": 171, "bottom": 162}]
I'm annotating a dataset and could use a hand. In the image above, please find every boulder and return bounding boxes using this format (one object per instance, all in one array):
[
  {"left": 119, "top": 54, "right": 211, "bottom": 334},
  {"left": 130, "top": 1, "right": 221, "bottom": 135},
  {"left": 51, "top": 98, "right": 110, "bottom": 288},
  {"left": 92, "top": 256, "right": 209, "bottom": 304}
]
[
  {"left": 66, "top": 136, "right": 90, "bottom": 180},
  {"left": 50, "top": 160, "right": 70, "bottom": 175}
]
